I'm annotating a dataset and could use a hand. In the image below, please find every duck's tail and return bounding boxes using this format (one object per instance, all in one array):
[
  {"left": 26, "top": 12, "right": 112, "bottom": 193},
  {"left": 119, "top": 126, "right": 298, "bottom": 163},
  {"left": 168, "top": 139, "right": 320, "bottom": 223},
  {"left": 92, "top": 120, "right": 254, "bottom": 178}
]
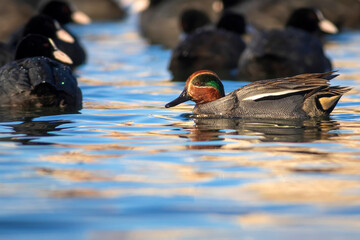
[
  {"left": 316, "top": 86, "right": 351, "bottom": 114},
  {"left": 304, "top": 85, "right": 351, "bottom": 117}
]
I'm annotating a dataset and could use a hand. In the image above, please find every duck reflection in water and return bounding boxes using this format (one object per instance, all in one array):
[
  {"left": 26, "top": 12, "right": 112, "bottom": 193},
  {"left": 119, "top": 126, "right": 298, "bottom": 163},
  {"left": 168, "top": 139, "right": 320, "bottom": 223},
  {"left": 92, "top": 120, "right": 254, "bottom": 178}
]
[
  {"left": 173, "top": 115, "right": 340, "bottom": 149},
  {"left": 0, "top": 107, "right": 78, "bottom": 145}
]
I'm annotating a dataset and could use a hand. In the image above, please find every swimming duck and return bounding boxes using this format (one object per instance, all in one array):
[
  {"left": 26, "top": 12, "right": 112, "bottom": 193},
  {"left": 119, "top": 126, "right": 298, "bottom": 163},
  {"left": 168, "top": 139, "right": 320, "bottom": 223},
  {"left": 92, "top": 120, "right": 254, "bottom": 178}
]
[
  {"left": 285, "top": 7, "right": 338, "bottom": 36},
  {"left": 0, "top": 34, "right": 82, "bottom": 108},
  {"left": 38, "top": 0, "right": 91, "bottom": 25},
  {"left": 8, "top": 15, "right": 75, "bottom": 47},
  {"left": 216, "top": 10, "right": 247, "bottom": 35},
  {"left": 8, "top": 14, "right": 85, "bottom": 68},
  {"left": 179, "top": 9, "right": 212, "bottom": 40},
  {"left": 228, "top": 0, "right": 360, "bottom": 30},
  {"left": 165, "top": 70, "right": 350, "bottom": 119},
  {"left": 139, "top": 0, "right": 221, "bottom": 48},
  {"left": 38, "top": 0, "right": 90, "bottom": 67},
  {"left": 238, "top": 8, "right": 336, "bottom": 81},
  {"left": 169, "top": 11, "right": 246, "bottom": 81}
]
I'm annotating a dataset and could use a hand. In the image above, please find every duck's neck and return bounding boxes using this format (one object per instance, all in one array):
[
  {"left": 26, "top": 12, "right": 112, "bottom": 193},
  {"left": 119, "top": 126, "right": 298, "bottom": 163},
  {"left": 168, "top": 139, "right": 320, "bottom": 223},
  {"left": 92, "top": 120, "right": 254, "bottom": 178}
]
[{"left": 193, "top": 88, "right": 224, "bottom": 105}]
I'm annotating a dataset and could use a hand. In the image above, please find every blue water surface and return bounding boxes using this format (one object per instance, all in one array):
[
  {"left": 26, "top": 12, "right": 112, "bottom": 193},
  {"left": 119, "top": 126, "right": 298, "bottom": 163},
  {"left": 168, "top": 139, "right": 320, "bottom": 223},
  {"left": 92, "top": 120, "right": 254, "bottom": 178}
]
[{"left": 1, "top": 9, "right": 360, "bottom": 240}]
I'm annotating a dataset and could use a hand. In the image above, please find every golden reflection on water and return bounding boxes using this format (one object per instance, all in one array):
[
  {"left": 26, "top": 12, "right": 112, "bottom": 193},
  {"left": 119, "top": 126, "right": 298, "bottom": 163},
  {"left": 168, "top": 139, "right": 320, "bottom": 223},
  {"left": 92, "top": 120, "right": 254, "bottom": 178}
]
[
  {"left": 88, "top": 228, "right": 241, "bottom": 240},
  {"left": 38, "top": 157, "right": 215, "bottom": 184},
  {"left": 85, "top": 214, "right": 360, "bottom": 240},
  {"left": 237, "top": 213, "right": 360, "bottom": 228},
  {"left": 40, "top": 151, "right": 121, "bottom": 164},
  {"left": 37, "top": 168, "right": 111, "bottom": 181},
  {"left": 243, "top": 179, "right": 360, "bottom": 204}
]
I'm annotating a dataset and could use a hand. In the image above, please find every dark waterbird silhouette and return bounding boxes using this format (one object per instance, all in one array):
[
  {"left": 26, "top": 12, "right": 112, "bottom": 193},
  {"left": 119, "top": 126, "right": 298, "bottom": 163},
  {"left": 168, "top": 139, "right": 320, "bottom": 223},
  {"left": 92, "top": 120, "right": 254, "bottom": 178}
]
[
  {"left": 0, "top": 34, "right": 82, "bottom": 109},
  {"left": 169, "top": 11, "right": 247, "bottom": 81},
  {"left": 38, "top": 0, "right": 91, "bottom": 67},
  {"left": 139, "top": 0, "right": 221, "bottom": 48},
  {"left": 38, "top": 0, "right": 91, "bottom": 25},
  {"left": 9, "top": 14, "right": 87, "bottom": 68},
  {"left": 238, "top": 8, "right": 337, "bottom": 80}
]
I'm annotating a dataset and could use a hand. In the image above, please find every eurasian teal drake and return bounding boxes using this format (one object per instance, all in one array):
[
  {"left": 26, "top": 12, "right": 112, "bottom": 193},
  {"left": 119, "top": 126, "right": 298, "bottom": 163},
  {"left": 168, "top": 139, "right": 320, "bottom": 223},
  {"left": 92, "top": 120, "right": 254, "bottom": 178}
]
[
  {"left": 165, "top": 70, "right": 350, "bottom": 119},
  {"left": 238, "top": 8, "right": 335, "bottom": 81},
  {"left": 0, "top": 34, "right": 82, "bottom": 108},
  {"left": 169, "top": 11, "right": 246, "bottom": 81}
]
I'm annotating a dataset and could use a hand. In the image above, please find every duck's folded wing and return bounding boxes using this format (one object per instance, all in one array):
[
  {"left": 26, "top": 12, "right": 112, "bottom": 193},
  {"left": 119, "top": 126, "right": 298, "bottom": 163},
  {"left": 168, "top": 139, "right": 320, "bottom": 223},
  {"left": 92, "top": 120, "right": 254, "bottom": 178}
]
[{"left": 236, "top": 72, "right": 337, "bottom": 101}]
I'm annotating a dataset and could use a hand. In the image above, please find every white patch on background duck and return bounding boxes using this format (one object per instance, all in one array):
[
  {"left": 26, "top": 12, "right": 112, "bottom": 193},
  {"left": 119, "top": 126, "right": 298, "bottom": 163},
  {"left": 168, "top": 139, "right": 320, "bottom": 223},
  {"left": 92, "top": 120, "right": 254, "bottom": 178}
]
[
  {"left": 315, "top": 9, "right": 338, "bottom": 34},
  {"left": 71, "top": 11, "right": 91, "bottom": 25},
  {"left": 54, "top": 20, "right": 75, "bottom": 42}
]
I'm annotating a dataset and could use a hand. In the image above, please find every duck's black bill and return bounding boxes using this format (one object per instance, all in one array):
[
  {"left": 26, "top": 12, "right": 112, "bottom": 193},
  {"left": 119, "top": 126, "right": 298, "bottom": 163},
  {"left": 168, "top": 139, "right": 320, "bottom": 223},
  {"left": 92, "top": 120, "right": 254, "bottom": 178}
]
[{"left": 165, "top": 89, "right": 190, "bottom": 108}]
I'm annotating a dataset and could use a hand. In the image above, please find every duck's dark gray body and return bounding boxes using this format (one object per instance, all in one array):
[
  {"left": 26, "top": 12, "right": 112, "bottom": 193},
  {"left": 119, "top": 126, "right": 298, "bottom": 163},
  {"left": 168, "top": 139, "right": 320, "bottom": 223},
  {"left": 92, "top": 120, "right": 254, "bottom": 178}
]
[
  {"left": 238, "top": 28, "right": 331, "bottom": 80},
  {"left": 195, "top": 92, "right": 307, "bottom": 119},
  {"left": 170, "top": 29, "right": 246, "bottom": 80},
  {"left": 194, "top": 72, "right": 350, "bottom": 119},
  {"left": 0, "top": 56, "right": 82, "bottom": 108}
]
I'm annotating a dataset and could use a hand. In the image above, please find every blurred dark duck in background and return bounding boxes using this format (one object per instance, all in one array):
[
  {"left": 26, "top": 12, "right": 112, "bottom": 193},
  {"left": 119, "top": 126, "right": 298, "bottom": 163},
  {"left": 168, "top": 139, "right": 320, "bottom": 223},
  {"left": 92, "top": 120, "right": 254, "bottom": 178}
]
[
  {"left": 238, "top": 8, "right": 337, "bottom": 80},
  {"left": 9, "top": 13, "right": 88, "bottom": 69},
  {"left": 139, "top": 0, "right": 222, "bottom": 49},
  {"left": 8, "top": 15, "right": 80, "bottom": 67},
  {"left": 179, "top": 9, "right": 211, "bottom": 40},
  {"left": 169, "top": 10, "right": 247, "bottom": 81},
  {"left": 38, "top": 0, "right": 91, "bottom": 25},
  {"left": 13, "top": 34, "right": 72, "bottom": 64},
  {"left": 0, "top": 34, "right": 82, "bottom": 109},
  {"left": 286, "top": 7, "right": 338, "bottom": 37},
  {"left": 38, "top": 0, "right": 91, "bottom": 67},
  {"left": 227, "top": 0, "right": 360, "bottom": 31},
  {"left": 22, "top": 0, "right": 125, "bottom": 21}
]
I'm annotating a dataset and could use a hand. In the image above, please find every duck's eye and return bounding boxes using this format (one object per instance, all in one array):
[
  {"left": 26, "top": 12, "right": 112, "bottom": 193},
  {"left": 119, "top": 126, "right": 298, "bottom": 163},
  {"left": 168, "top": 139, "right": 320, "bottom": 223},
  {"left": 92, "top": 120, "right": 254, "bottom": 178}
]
[{"left": 194, "top": 81, "right": 200, "bottom": 86}]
